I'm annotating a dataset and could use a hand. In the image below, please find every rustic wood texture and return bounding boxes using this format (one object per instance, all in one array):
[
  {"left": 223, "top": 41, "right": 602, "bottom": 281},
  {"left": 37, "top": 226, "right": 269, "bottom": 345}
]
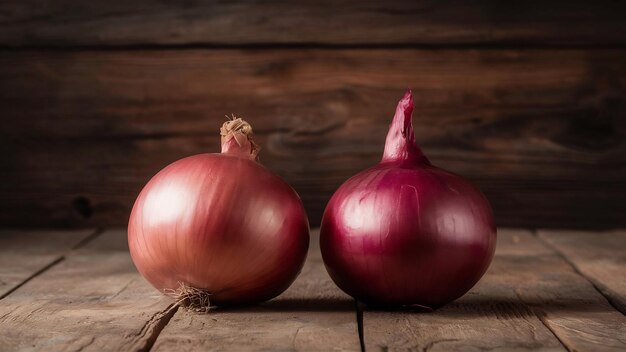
[
  {"left": 0, "top": 228, "right": 625, "bottom": 350},
  {"left": 361, "top": 230, "right": 561, "bottom": 351},
  {"left": 538, "top": 229, "right": 626, "bottom": 314},
  {"left": 0, "top": 229, "right": 175, "bottom": 351},
  {"left": 151, "top": 229, "right": 361, "bottom": 351},
  {"left": 362, "top": 229, "right": 626, "bottom": 351},
  {"left": 497, "top": 231, "right": 626, "bottom": 352},
  {"left": 1, "top": 1, "right": 626, "bottom": 47},
  {"left": 1, "top": 49, "right": 625, "bottom": 228},
  {"left": 0, "top": 229, "right": 95, "bottom": 298}
]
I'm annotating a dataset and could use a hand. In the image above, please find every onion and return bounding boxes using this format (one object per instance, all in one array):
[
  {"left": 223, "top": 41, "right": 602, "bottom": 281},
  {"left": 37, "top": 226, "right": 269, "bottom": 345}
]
[
  {"left": 320, "top": 90, "right": 496, "bottom": 309},
  {"left": 128, "top": 117, "right": 309, "bottom": 309}
]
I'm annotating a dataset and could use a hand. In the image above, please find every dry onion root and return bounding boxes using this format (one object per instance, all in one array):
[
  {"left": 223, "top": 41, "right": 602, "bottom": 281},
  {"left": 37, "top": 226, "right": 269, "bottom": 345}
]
[{"left": 164, "top": 283, "right": 212, "bottom": 313}]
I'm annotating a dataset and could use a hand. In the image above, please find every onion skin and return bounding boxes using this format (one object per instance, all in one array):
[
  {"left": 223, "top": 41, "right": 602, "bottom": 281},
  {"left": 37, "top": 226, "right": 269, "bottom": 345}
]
[
  {"left": 128, "top": 118, "right": 309, "bottom": 306},
  {"left": 320, "top": 90, "right": 496, "bottom": 308}
]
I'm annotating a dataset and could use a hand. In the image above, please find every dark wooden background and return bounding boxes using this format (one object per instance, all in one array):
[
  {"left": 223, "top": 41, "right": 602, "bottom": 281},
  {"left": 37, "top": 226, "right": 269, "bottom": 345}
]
[{"left": 1, "top": 1, "right": 625, "bottom": 229}]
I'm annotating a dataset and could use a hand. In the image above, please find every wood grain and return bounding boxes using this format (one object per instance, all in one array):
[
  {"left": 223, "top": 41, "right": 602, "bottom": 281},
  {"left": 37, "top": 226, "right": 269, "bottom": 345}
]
[
  {"left": 0, "top": 228, "right": 624, "bottom": 350},
  {"left": 0, "top": 229, "right": 95, "bottom": 298},
  {"left": 509, "top": 231, "right": 626, "bottom": 351},
  {"left": 151, "top": 229, "right": 361, "bottom": 351},
  {"left": 538, "top": 229, "right": 626, "bottom": 314},
  {"left": 0, "top": 229, "right": 175, "bottom": 351},
  {"left": 362, "top": 229, "right": 565, "bottom": 351},
  {"left": 1, "top": 49, "right": 625, "bottom": 228},
  {"left": 1, "top": 1, "right": 626, "bottom": 47},
  {"left": 362, "top": 229, "right": 626, "bottom": 351}
]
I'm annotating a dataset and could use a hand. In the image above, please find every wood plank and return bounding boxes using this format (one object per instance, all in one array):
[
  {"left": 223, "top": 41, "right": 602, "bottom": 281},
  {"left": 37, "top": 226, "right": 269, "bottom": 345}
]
[
  {"left": 363, "top": 229, "right": 565, "bottom": 351},
  {"left": 509, "top": 231, "right": 626, "bottom": 351},
  {"left": 151, "top": 229, "right": 361, "bottom": 351},
  {"left": 1, "top": 49, "right": 625, "bottom": 228},
  {"left": 1, "top": 1, "right": 626, "bottom": 46},
  {"left": 362, "top": 229, "right": 626, "bottom": 351},
  {"left": 0, "top": 229, "right": 175, "bottom": 351},
  {"left": 0, "top": 229, "right": 96, "bottom": 298},
  {"left": 538, "top": 229, "right": 626, "bottom": 314}
]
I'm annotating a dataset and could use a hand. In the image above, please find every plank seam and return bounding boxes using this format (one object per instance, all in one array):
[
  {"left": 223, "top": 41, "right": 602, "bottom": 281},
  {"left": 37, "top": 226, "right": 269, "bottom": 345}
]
[
  {"left": 518, "top": 293, "right": 573, "bottom": 352},
  {"left": 533, "top": 230, "right": 626, "bottom": 316},
  {"left": 355, "top": 300, "right": 365, "bottom": 352},
  {"left": 507, "top": 229, "right": 572, "bottom": 352},
  {"left": 508, "top": 273, "right": 572, "bottom": 352},
  {"left": 138, "top": 303, "right": 180, "bottom": 352},
  {"left": 71, "top": 228, "right": 106, "bottom": 250},
  {"left": 3, "top": 43, "right": 626, "bottom": 52},
  {"left": 0, "top": 256, "right": 64, "bottom": 300},
  {"left": 0, "top": 228, "right": 104, "bottom": 300}
]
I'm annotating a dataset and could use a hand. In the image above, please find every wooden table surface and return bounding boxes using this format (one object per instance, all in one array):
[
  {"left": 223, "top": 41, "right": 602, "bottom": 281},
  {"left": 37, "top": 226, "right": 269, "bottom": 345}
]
[{"left": 0, "top": 229, "right": 624, "bottom": 351}]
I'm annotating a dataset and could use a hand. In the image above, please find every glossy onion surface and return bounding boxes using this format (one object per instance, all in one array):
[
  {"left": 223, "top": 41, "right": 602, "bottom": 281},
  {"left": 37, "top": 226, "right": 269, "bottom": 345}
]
[
  {"left": 129, "top": 120, "right": 309, "bottom": 306},
  {"left": 320, "top": 91, "right": 496, "bottom": 308}
]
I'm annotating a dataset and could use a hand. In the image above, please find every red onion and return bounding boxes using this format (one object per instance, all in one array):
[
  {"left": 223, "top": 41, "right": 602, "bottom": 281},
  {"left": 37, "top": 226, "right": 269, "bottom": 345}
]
[
  {"left": 128, "top": 117, "right": 309, "bottom": 308},
  {"left": 320, "top": 90, "right": 496, "bottom": 309}
]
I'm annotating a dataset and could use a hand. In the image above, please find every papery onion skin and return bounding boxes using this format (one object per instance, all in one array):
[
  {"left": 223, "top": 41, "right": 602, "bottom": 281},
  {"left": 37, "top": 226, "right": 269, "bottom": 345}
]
[
  {"left": 128, "top": 118, "right": 309, "bottom": 306},
  {"left": 320, "top": 90, "right": 496, "bottom": 309}
]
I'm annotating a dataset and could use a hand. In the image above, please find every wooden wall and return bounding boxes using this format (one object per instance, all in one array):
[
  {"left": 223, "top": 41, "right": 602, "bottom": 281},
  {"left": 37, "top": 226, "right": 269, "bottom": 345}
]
[{"left": 1, "top": 1, "right": 625, "bottom": 229}]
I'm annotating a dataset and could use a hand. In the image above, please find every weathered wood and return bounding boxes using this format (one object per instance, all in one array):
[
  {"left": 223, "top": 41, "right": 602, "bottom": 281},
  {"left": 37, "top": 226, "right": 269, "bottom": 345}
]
[
  {"left": 363, "top": 229, "right": 626, "bottom": 351},
  {"left": 1, "top": 1, "right": 626, "bottom": 47},
  {"left": 510, "top": 232, "right": 626, "bottom": 351},
  {"left": 0, "top": 229, "right": 175, "bottom": 351},
  {"left": 0, "top": 228, "right": 625, "bottom": 350},
  {"left": 538, "top": 229, "right": 626, "bottom": 314},
  {"left": 1, "top": 49, "right": 625, "bottom": 228},
  {"left": 362, "top": 229, "right": 566, "bottom": 351},
  {"left": 0, "top": 229, "right": 95, "bottom": 298},
  {"left": 151, "top": 229, "right": 361, "bottom": 351}
]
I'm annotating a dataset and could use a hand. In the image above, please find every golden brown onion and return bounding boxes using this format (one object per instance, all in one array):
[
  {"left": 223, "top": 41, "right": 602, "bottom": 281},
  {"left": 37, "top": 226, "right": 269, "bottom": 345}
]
[{"left": 128, "top": 117, "right": 309, "bottom": 309}]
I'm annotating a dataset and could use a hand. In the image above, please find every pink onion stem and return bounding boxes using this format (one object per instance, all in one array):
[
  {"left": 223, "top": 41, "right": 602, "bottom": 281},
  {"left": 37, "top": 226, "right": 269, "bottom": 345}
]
[{"left": 381, "top": 89, "right": 429, "bottom": 164}]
